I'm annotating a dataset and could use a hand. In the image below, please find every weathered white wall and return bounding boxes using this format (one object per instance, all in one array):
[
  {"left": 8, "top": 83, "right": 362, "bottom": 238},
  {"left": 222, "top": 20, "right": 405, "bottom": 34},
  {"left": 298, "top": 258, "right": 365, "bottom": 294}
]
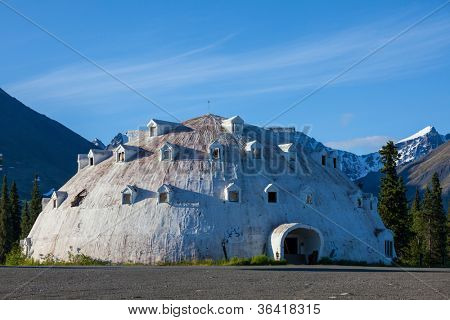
[{"left": 27, "top": 115, "right": 395, "bottom": 264}]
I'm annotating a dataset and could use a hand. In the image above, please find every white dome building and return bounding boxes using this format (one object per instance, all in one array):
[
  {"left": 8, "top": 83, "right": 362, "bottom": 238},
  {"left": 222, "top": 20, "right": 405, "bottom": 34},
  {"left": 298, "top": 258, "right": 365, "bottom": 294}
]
[{"left": 24, "top": 114, "right": 395, "bottom": 264}]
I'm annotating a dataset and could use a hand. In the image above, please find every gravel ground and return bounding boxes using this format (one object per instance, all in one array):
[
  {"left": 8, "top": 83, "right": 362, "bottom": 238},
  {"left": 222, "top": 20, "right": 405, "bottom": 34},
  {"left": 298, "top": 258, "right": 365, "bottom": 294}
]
[{"left": 0, "top": 265, "right": 448, "bottom": 300}]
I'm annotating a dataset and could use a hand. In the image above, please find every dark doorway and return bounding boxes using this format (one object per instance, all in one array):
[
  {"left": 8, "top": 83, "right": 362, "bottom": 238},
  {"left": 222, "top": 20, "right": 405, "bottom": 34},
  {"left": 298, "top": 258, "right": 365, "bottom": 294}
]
[
  {"left": 268, "top": 191, "right": 277, "bottom": 203},
  {"left": 284, "top": 238, "right": 297, "bottom": 255}
]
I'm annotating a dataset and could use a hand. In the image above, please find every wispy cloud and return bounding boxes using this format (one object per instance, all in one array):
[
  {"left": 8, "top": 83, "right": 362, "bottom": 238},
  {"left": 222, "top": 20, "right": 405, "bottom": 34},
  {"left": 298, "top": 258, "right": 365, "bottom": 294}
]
[
  {"left": 340, "top": 113, "right": 355, "bottom": 127},
  {"left": 325, "top": 136, "right": 393, "bottom": 154},
  {"left": 4, "top": 11, "right": 450, "bottom": 112}
]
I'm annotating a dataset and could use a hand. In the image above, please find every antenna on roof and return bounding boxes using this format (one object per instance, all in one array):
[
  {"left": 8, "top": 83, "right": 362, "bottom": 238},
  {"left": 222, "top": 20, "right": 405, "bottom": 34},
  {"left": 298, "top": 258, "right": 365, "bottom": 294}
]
[{"left": 208, "top": 100, "right": 211, "bottom": 114}]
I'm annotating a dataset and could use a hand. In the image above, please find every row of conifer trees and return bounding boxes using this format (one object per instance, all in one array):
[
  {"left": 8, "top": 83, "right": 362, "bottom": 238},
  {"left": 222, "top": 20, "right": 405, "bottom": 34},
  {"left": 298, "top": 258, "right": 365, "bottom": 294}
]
[
  {"left": 0, "top": 176, "right": 42, "bottom": 262},
  {"left": 378, "top": 141, "right": 449, "bottom": 267}
]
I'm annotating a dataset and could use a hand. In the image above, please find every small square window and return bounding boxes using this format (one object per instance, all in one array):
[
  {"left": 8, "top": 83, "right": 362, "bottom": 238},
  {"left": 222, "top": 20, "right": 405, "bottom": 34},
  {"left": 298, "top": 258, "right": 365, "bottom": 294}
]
[
  {"left": 212, "top": 148, "right": 220, "bottom": 159},
  {"left": 162, "top": 150, "right": 171, "bottom": 161},
  {"left": 268, "top": 191, "right": 277, "bottom": 203},
  {"left": 254, "top": 148, "right": 262, "bottom": 159},
  {"left": 306, "top": 194, "right": 313, "bottom": 205},
  {"left": 321, "top": 155, "right": 326, "bottom": 166},
  {"left": 159, "top": 192, "right": 168, "bottom": 203},
  {"left": 228, "top": 191, "right": 239, "bottom": 202},
  {"left": 333, "top": 157, "right": 337, "bottom": 168},
  {"left": 122, "top": 193, "right": 132, "bottom": 205},
  {"left": 53, "top": 199, "right": 57, "bottom": 209},
  {"left": 89, "top": 158, "right": 94, "bottom": 166}
]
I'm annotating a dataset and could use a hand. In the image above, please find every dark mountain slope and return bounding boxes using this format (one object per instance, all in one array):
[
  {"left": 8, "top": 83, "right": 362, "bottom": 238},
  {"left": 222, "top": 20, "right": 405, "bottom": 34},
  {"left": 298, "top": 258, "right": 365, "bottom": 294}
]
[
  {"left": 398, "top": 141, "right": 449, "bottom": 203},
  {"left": 0, "top": 88, "right": 94, "bottom": 198}
]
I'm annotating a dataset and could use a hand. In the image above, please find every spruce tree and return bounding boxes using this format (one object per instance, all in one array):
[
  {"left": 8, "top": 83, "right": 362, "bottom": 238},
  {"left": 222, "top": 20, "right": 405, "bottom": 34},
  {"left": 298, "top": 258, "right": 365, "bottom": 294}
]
[
  {"left": 446, "top": 204, "right": 450, "bottom": 266},
  {"left": 29, "top": 175, "right": 42, "bottom": 230},
  {"left": 0, "top": 176, "right": 10, "bottom": 261},
  {"left": 429, "top": 173, "right": 446, "bottom": 266},
  {"left": 410, "top": 189, "right": 425, "bottom": 266},
  {"left": 20, "top": 202, "right": 31, "bottom": 239},
  {"left": 378, "top": 141, "right": 410, "bottom": 259},
  {"left": 9, "top": 181, "right": 21, "bottom": 244}
]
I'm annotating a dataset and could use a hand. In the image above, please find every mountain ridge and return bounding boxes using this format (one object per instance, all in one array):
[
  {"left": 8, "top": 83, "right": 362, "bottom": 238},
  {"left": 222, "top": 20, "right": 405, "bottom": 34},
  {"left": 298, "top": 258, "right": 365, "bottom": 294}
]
[{"left": 0, "top": 88, "right": 95, "bottom": 198}]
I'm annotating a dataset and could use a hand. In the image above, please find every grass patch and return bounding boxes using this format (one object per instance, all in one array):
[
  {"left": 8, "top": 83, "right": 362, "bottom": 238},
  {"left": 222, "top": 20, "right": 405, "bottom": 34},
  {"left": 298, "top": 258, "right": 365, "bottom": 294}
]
[
  {"left": 157, "top": 255, "right": 287, "bottom": 266},
  {"left": 4, "top": 246, "right": 110, "bottom": 266},
  {"left": 4, "top": 248, "right": 285, "bottom": 267}
]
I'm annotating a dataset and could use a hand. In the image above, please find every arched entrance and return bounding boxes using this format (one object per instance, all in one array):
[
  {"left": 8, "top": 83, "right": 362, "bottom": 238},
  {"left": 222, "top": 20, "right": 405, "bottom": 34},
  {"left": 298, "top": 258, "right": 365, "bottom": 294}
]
[{"left": 269, "top": 223, "right": 323, "bottom": 265}]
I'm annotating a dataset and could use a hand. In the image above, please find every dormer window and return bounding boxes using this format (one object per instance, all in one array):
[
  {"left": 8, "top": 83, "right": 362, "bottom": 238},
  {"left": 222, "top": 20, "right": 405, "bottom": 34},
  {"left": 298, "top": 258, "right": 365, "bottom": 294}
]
[
  {"left": 51, "top": 191, "right": 68, "bottom": 209},
  {"left": 229, "top": 191, "right": 239, "bottom": 202},
  {"left": 225, "top": 183, "right": 241, "bottom": 203},
  {"left": 212, "top": 148, "right": 220, "bottom": 160},
  {"left": 209, "top": 140, "right": 223, "bottom": 161},
  {"left": 221, "top": 116, "right": 244, "bottom": 134},
  {"left": 160, "top": 142, "right": 178, "bottom": 161},
  {"left": 123, "top": 193, "right": 131, "bottom": 205},
  {"left": 115, "top": 145, "right": 138, "bottom": 163},
  {"left": 121, "top": 185, "right": 138, "bottom": 205},
  {"left": 264, "top": 183, "right": 278, "bottom": 203},
  {"left": 306, "top": 194, "right": 313, "bottom": 205},
  {"left": 162, "top": 149, "right": 171, "bottom": 161},
  {"left": 150, "top": 125, "right": 156, "bottom": 137},
  {"left": 159, "top": 192, "right": 168, "bottom": 203},
  {"left": 245, "top": 141, "right": 262, "bottom": 160},
  {"left": 88, "top": 149, "right": 113, "bottom": 166},
  {"left": 147, "top": 119, "right": 180, "bottom": 137},
  {"left": 158, "top": 184, "right": 173, "bottom": 204},
  {"left": 278, "top": 143, "right": 296, "bottom": 161}
]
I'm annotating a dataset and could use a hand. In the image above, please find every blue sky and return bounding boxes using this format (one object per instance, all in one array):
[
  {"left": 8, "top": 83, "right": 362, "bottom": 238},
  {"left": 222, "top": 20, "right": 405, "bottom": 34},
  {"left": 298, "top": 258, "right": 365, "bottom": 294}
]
[{"left": 1, "top": 0, "right": 449, "bottom": 154}]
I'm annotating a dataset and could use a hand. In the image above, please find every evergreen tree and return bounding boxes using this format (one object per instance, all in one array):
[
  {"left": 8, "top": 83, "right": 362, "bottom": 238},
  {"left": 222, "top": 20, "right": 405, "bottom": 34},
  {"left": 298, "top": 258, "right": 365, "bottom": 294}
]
[
  {"left": 0, "top": 176, "right": 11, "bottom": 261},
  {"left": 28, "top": 175, "right": 42, "bottom": 230},
  {"left": 378, "top": 141, "right": 410, "bottom": 259},
  {"left": 445, "top": 203, "right": 450, "bottom": 266},
  {"left": 428, "top": 173, "right": 446, "bottom": 266},
  {"left": 9, "top": 181, "right": 21, "bottom": 244},
  {"left": 20, "top": 202, "right": 31, "bottom": 239},
  {"left": 410, "top": 189, "right": 425, "bottom": 266},
  {"left": 446, "top": 204, "right": 450, "bottom": 266}
]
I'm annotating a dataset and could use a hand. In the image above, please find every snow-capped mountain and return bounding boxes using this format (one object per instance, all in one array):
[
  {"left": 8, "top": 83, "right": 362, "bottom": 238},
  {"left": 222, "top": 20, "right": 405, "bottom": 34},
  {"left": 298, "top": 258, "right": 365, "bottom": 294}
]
[
  {"left": 395, "top": 126, "right": 446, "bottom": 165},
  {"left": 107, "top": 132, "right": 129, "bottom": 150},
  {"left": 333, "top": 126, "right": 448, "bottom": 181}
]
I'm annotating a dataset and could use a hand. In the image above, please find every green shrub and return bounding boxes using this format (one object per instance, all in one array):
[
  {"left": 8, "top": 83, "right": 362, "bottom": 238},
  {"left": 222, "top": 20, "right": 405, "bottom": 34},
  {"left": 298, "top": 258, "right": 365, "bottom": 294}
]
[
  {"left": 226, "top": 257, "right": 251, "bottom": 266},
  {"left": 67, "top": 252, "right": 110, "bottom": 266},
  {"left": 5, "top": 246, "right": 29, "bottom": 266},
  {"left": 250, "top": 255, "right": 270, "bottom": 265}
]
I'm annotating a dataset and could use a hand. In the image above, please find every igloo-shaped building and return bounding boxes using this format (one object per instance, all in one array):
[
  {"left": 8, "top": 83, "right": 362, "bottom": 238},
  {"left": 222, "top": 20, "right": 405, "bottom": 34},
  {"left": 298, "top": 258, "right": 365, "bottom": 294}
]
[{"left": 24, "top": 114, "right": 395, "bottom": 264}]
